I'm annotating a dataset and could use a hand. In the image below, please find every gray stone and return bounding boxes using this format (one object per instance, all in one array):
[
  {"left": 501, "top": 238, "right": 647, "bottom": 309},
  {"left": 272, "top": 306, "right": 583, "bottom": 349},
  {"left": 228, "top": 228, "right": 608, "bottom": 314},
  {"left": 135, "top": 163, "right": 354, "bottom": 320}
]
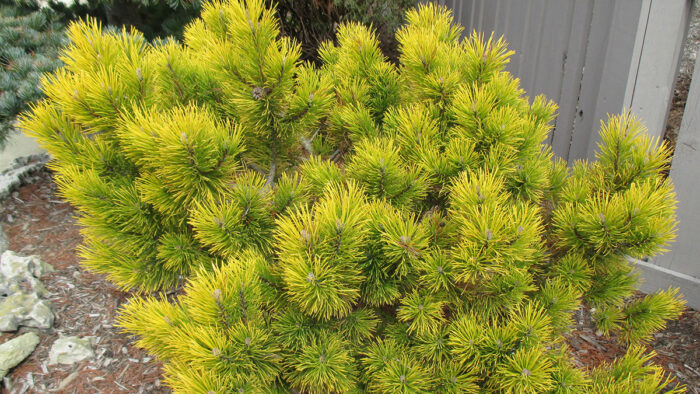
[
  {"left": 0, "top": 332, "right": 40, "bottom": 379},
  {"left": 0, "top": 294, "right": 54, "bottom": 331},
  {"left": 0, "top": 226, "right": 7, "bottom": 255},
  {"left": 0, "top": 251, "right": 54, "bottom": 332},
  {"left": 0, "top": 251, "right": 53, "bottom": 280},
  {"left": 48, "top": 336, "right": 95, "bottom": 365},
  {"left": 0, "top": 161, "right": 45, "bottom": 200}
]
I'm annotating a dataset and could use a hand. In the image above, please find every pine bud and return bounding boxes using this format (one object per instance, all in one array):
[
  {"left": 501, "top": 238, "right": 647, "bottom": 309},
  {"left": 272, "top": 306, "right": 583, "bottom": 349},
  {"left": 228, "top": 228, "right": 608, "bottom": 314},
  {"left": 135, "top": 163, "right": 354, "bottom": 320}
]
[{"left": 252, "top": 86, "right": 266, "bottom": 100}]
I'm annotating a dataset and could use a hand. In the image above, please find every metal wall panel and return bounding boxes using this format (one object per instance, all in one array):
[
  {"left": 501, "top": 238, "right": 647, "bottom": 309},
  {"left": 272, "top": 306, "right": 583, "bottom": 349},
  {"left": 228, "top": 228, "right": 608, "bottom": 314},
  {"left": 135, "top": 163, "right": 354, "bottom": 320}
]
[
  {"left": 440, "top": 0, "right": 688, "bottom": 162},
  {"left": 440, "top": 0, "right": 697, "bottom": 307}
]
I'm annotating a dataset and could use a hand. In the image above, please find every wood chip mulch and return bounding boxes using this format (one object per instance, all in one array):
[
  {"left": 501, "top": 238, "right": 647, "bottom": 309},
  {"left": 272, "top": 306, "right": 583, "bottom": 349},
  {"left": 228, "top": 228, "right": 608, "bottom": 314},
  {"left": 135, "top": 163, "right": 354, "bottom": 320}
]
[
  {"left": 0, "top": 169, "right": 698, "bottom": 393},
  {"left": 1, "top": 170, "right": 166, "bottom": 394},
  {"left": 565, "top": 302, "right": 700, "bottom": 392}
]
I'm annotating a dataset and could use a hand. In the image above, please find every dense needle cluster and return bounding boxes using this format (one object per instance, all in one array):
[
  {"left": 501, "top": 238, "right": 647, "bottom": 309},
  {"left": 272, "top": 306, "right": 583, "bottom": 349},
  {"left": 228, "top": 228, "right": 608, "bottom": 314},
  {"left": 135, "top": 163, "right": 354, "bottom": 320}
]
[{"left": 22, "top": 0, "right": 685, "bottom": 392}]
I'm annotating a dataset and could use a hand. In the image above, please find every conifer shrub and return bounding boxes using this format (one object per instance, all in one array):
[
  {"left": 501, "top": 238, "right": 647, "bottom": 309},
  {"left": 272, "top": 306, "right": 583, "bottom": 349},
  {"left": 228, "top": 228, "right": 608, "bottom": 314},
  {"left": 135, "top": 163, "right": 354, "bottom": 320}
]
[
  {"left": 9, "top": 0, "right": 202, "bottom": 39},
  {"left": 0, "top": 5, "right": 64, "bottom": 148},
  {"left": 21, "top": 0, "right": 687, "bottom": 392}
]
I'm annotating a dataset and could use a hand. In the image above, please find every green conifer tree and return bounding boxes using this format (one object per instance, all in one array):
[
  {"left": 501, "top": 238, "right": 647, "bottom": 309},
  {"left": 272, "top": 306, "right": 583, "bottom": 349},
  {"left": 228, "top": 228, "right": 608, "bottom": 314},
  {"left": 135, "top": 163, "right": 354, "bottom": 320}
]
[
  {"left": 21, "top": 1, "right": 686, "bottom": 392},
  {"left": 0, "top": 5, "right": 64, "bottom": 148}
]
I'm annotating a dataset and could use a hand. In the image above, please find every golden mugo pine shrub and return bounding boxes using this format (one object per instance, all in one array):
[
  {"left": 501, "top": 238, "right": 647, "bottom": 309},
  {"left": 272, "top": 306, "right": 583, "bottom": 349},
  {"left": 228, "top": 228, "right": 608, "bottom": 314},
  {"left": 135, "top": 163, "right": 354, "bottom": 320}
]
[{"left": 22, "top": 0, "right": 685, "bottom": 392}]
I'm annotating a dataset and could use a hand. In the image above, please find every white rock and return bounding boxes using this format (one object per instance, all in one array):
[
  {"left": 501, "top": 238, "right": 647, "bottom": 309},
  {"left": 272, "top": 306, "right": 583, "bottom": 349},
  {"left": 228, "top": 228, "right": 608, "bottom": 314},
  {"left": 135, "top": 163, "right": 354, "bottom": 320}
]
[
  {"left": 0, "top": 332, "right": 40, "bottom": 379},
  {"left": 0, "top": 294, "right": 54, "bottom": 331},
  {"left": 48, "top": 336, "right": 95, "bottom": 365},
  {"left": 0, "top": 161, "right": 45, "bottom": 200},
  {"left": 0, "top": 251, "right": 55, "bottom": 332},
  {"left": 0, "top": 251, "right": 53, "bottom": 280},
  {"left": 0, "top": 227, "right": 7, "bottom": 255}
]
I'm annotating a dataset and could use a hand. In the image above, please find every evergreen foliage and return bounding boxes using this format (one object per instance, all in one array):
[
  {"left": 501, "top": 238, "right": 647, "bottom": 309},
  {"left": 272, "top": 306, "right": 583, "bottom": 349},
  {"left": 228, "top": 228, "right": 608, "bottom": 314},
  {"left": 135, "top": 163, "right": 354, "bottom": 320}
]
[
  {"left": 11, "top": 0, "right": 416, "bottom": 60},
  {"left": 8, "top": 0, "right": 202, "bottom": 39},
  {"left": 0, "top": 5, "right": 64, "bottom": 148},
  {"left": 21, "top": 0, "right": 686, "bottom": 392},
  {"left": 273, "top": 0, "right": 417, "bottom": 61}
]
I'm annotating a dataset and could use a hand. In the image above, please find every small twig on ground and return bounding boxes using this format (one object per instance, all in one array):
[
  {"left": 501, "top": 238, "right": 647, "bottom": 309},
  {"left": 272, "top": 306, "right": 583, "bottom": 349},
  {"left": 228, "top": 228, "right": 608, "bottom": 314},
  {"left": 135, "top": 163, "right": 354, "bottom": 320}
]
[{"left": 578, "top": 333, "right": 607, "bottom": 352}]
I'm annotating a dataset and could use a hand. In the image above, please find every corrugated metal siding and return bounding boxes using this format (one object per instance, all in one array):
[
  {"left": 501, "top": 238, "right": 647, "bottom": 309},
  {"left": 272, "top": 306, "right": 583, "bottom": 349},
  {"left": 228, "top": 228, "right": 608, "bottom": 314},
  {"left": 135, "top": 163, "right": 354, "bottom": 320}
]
[
  {"left": 438, "top": 0, "right": 644, "bottom": 162},
  {"left": 439, "top": 0, "right": 698, "bottom": 307}
]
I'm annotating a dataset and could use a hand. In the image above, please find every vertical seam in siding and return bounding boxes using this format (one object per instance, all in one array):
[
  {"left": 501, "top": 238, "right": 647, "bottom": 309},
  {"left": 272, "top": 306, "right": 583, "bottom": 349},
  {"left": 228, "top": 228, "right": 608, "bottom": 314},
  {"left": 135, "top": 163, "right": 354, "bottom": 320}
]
[
  {"left": 503, "top": 0, "right": 511, "bottom": 41},
  {"left": 568, "top": 0, "right": 597, "bottom": 162},
  {"left": 478, "top": 0, "right": 485, "bottom": 32},
  {"left": 468, "top": 0, "right": 475, "bottom": 33},
  {"left": 628, "top": 0, "right": 654, "bottom": 112},
  {"left": 494, "top": 0, "right": 502, "bottom": 33},
  {"left": 549, "top": 0, "right": 578, "bottom": 145},
  {"left": 530, "top": 0, "right": 549, "bottom": 92}
]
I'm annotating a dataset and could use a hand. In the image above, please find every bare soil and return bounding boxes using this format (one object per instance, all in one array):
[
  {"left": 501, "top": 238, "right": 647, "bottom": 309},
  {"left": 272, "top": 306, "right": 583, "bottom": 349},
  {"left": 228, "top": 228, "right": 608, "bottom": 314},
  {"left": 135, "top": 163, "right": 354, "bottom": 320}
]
[{"left": 0, "top": 170, "right": 698, "bottom": 393}]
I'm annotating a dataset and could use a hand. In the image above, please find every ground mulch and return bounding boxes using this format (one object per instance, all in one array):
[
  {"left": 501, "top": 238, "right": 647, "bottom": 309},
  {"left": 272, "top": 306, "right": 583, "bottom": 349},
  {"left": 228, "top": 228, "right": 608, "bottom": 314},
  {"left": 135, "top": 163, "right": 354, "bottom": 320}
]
[
  {"left": 0, "top": 170, "right": 166, "bottom": 394},
  {"left": 0, "top": 170, "right": 698, "bottom": 393},
  {"left": 566, "top": 300, "right": 700, "bottom": 393}
]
